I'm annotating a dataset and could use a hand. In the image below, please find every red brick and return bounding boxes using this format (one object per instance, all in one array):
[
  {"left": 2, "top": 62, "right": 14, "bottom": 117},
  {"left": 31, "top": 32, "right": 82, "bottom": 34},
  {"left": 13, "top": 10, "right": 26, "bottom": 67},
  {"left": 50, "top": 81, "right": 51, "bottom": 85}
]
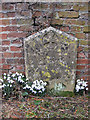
[
  {"left": 77, "top": 59, "right": 89, "bottom": 64},
  {"left": 15, "top": 65, "right": 23, "bottom": 70},
  {"left": 11, "top": 19, "right": 17, "bottom": 25},
  {"left": 75, "top": 33, "right": 85, "bottom": 39},
  {"left": 70, "top": 26, "right": 82, "bottom": 32},
  {"left": 80, "top": 76, "right": 90, "bottom": 81},
  {"left": 0, "top": 65, "right": 2, "bottom": 69},
  {"left": 21, "top": 10, "right": 31, "bottom": 16},
  {"left": 3, "top": 65, "right": 11, "bottom": 69},
  {"left": 16, "top": 3, "right": 29, "bottom": 11},
  {"left": 77, "top": 65, "right": 86, "bottom": 70},
  {"left": 13, "top": 53, "right": 23, "bottom": 57},
  {"left": 33, "top": 11, "right": 42, "bottom": 17},
  {"left": 77, "top": 53, "right": 85, "bottom": 58},
  {"left": 0, "top": 27, "right": 2, "bottom": 32},
  {"left": 76, "top": 71, "right": 81, "bottom": 75},
  {"left": 10, "top": 46, "right": 22, "bottom": 51},
  {"left": 2, "top": 41, "right": 10, "bottom": 45},
  {"left": 0, "top": 34, "right": 7, "bottom": 39},
  {"left": 18, "top": 25, "right": 33, "bottom": 32},
  {"left": 0, "top": 53, "right": 2, "bottom": 58},
  {"left": 0, "top": 59, "right": 5, "bottom": 64},
  {"left": 57, "top": 11, "right": 79, "bottom": 18},
  {"left": 2, "top": 47, "right": 9, "bottom": 52},
  {"left": 11, "top": 39, "right": 22, "bottom": 44},
  {"left": 64, "top": 19, "right": 85, "bottom": 26},
  {"left": 0, "top": 4, "right": 2, "bottom": 11},
  {"left": 60, "top": 26, "right": 69, "bottom": 32},
  {"left": 77, "top": 46, "right": 83, "bottom": 52},
  {"left": 2, "top": 26, "right": 17, "bottom": 31},
  {"left": 51, "top": 19, "right": 63, "bottom": 25},
  {"left": 0, "top": 13, "right": 5, "bottom": 18},
  {"left": 8, "top": 32, "right": 27, "bottom": 38},
  {"left": 7, "top": 12, "right": 16, "bottom": 17},
  {"left": 2, "top": 3, "right": 15, "bottom": 10},
  {"left": 3, "top": 52, "right": 12, "bottom": 58},
  {"left": 0, "top": 19, "right": 10, "bottom": 25}
]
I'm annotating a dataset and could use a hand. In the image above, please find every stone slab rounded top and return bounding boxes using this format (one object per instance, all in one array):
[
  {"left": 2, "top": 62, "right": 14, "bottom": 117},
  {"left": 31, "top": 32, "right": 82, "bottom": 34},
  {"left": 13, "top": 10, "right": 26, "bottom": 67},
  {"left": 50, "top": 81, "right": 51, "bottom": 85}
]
[{"left": 24, "top": 26, "right": 78, "bottom": 92}]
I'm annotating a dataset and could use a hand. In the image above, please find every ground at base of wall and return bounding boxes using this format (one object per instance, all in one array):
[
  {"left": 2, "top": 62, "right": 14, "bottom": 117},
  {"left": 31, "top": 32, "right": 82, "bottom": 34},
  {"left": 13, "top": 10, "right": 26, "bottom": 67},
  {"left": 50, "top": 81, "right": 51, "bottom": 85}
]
[{"left": 2, "top": 96, "right": 88, "bottom": 119}]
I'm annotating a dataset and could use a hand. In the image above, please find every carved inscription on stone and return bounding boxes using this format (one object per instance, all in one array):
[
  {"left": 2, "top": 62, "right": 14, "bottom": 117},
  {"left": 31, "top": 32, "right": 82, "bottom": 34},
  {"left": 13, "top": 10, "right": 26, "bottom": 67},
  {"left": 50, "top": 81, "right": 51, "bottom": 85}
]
[{"left": 24, "top": 27, "right": 77, "bottom": 91}]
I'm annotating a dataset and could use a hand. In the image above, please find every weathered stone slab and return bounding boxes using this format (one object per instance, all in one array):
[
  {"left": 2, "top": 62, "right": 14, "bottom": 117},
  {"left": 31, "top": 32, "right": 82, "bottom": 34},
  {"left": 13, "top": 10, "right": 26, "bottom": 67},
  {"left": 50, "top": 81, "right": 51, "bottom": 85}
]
[{"left": 24, "top": 27, "right": 77, "bottom": 92}]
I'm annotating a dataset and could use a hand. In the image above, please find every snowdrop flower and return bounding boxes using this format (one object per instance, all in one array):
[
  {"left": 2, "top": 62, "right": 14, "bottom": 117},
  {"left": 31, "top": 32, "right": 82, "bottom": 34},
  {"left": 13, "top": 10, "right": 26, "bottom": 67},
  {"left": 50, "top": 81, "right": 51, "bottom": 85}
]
[
  {"left": 3, "top": 76, "right": 6, "bottom": 79},
  {"left": 16, "top": 72, "right": 19, "bottom": 76},
  {"left": 81, "top": 86, "right": 84, "bottom": 89},
  {"left": 77, "top": 79, "right": 80, "bottom": 82},
  {"left": 43, "top": 82, "right": 47, "bottom": 86},
  {"left": 76, "top": 84, "right": 80, "bottom": 92},
  {"left": 32, "top": 90, "right": 37, "bottom": 94},
  {"left": 25, "top": 84, "right": 31, "bottom": 89},
  {"left": 38, "top": 91, "right": 42, "bottom": 93},
  {"left": 10, "top": 84, "right": 12, "bottom": 87},
  {"left": 30, "top": 87, "right": 33, "bottom": 91},
  {"left": 12, "top": 74, "right": 16, "bottom": 77},
  {"left": 0, "top": 78, "right": 3, "bottom": 82},
  {"left": 7, "top": 77, "right": 11, "bottom": 81},
  {"left": 4, "top": 93, "right": 6, "bottom": 96},
  {"left": 86, "top": 88, "right": 88, "bottom": 90},
  {"left": 42, "top": 88, "right": 45, "bottom": 92},
  {"left": 20, "top": 73, "right": 23, "bottom": 76},
  {"left": 7, "top": 74, "right": 10, "bottom": 77},
  {"left": 31, "top": 84, "right": 35, "bottom": 89},
  {"left": 8, "top": 80, "right": 14, "bottom": 83},
  {"left": 40, "top": 80, "right": 43, "bottom": 84},
  {"left": 82, "top": 81, "right": 88, "bottom": 87},
  {"left": 0, "top": 84, "right": 6, "bottom": 89},
  {"left": 4, "top": 73, "right": 6, "bottom": 76},
  {"left": 77, "top": 81, "right": 83, "bottom": 86}
]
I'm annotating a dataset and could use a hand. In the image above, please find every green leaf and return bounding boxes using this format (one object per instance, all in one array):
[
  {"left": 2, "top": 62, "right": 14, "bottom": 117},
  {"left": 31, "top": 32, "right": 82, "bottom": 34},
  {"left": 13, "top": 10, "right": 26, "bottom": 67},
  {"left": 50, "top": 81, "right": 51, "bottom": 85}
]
[{"left": 22, "top": 92, "right": 28, "bottom": 96}]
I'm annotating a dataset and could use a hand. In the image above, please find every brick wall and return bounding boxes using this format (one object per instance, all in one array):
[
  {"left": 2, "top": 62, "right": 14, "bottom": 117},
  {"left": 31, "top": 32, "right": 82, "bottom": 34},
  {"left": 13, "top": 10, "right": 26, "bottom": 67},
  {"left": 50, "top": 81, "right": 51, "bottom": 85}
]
[{"left": 0, "top": 2, "right": 89, "bottom": 87}]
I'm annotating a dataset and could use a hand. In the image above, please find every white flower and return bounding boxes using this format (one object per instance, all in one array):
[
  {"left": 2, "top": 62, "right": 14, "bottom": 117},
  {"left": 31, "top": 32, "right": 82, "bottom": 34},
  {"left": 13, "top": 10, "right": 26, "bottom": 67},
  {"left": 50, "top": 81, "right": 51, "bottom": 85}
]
[
  {"left": 80, "top": 86, "right": 84, "bottom": 89},
  {"left": 38, "top": 90, "right": 42, "bottom": 93},
  {"left": 30, "top": 87, "right": 33, "bottom": 91},
  {"left": 20, "top": 73, "right": 23, "bottom": 76},
  {"left": 42, "top": 88, "right": 45, "bottom": 92},
  {"left": 4, "top": 76, "right": 6, "bottom": 79},
  {"left": 10, "top": 84, "right": 12, "bottom": 87},
  {"left": 77, "top": 79, "right": 80, "bottom": 82},
  {"left": 8, "top": 80, "right": 14, "bottom": 83},
  {"left": 43, "top": 82, "right": 47, "bottom": 86},
  {"left": 0, "top": 84, "right": 6, "bottom": 88},
  {"left": 12, "top": 74, "right": 16, "bottom": 77},
  {"left": 25, "top": 84, "right": 31, "bottom": 89},
  {"left": 4, "top": 93, "right": 6, "bottom": 96},
  {"left": 16, "top": 72, "right": 19, "bottom": 76},
  {"left": 32, "top": 90, "right": 37, "bottom": 94},
  {"left": 76, "top": 85, "right": 80, "bottom": 92},
  {"left": 0, "top": 78, "right": 3, "bottom": 82},
  {"left": 40, "top": 80, "right": 43, "bottom": 84},
  {"left": 31, "top": 84, "right": 35, "bottom": 89},
  {"left": 7, "top": 77, "right": 11, "bottom": 81},
  {"left": 82, "top": 81, "right": 88, "bottom": 87},
  {"left": 7, "top": 74, "right": 10, "bottom": 77},
  {"left": 4, "top": 73, "right": 6, "bottom": 75},
  {"left": 77, "top": 81, "right": 83, "bottom": 86},
  {"left": 86, "top": 87, "right": 88, "bottom": 90}
]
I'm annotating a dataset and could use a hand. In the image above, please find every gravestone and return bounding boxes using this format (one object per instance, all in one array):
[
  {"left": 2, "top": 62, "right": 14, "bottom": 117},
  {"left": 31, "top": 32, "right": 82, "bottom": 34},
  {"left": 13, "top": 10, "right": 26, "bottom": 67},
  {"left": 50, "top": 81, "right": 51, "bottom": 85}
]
[{"left": 24, "top": 27, "right": 77, "bottom": 91}]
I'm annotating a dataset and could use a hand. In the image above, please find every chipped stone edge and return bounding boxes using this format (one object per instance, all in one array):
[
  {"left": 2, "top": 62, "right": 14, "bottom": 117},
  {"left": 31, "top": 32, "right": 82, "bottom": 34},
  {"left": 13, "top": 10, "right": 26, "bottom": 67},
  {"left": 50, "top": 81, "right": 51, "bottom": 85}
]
[{"left": 24, "top": 26, "right": 78, "bottom": 42}]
